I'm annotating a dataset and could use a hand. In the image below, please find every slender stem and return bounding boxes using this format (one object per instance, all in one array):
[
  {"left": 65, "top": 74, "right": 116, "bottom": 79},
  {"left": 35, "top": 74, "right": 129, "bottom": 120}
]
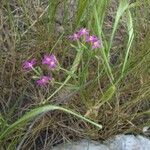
[
  {"left": 43, "top": 48, "right": 83, "bottom": 104},
  {"left": 31, "top": 67, "right": 41, "bottom": 76},
  {"left": 50, "top": 32, "right": 64, "bottom": 53},
  {"left": 58, "top": 67, "right": 70, "bottom": 73},
  {"left": 94, "top": 6, "right": 114, "bottom": 83}
]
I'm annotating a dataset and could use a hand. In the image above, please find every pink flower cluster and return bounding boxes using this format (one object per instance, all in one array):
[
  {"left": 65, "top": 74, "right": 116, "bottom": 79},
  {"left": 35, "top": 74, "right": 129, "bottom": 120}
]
[
  {"left": 22, "top": 54, "right": 58, "bottom": 86},
  {"left": 23, "top": 28, "right": 102, "bottom": 86},
  {"left": 69, "top": 28, "right": 102, "bottom": 49}
]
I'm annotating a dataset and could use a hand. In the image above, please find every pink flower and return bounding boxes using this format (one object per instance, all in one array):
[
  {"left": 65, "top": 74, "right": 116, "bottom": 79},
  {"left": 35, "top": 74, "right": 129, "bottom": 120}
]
[
  {"left": 86, "top": 35, "right": 98, "bottom": 43},
  {"left": 22, "top": 58, "right": 36, "bottom": 70},
  {"left": 42, "top": 54, "right": 58, "bottom": 69},
  {"left": 78, "top": 28, "right": 89, "bottom": 36},
  {"left": 69, "top": 32, "right": 80, "bottom": 41},
  {"left": 92, "top": 40, "right": 102, "bottom": 49},
  {"left": 36, "top": 76, "right": 51, "bottom": 86},
  {"left": 69, "top": 28, "right": 103, "bottom": 49}
]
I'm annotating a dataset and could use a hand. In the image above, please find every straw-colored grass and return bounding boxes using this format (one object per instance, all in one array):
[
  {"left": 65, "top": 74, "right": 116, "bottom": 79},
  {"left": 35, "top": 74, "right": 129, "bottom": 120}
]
[{"left": 0, "top": 0, "right": 150, "bottom": 149}]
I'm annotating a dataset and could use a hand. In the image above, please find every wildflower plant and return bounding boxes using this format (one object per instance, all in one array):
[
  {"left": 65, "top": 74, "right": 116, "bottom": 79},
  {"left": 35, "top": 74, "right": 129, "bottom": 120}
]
[
  {"left": 3, "top": 1, "right": 149, "bottom": 148},
  {"left": 42, "top": 28, "right": 103, "bottom": 103},
  {"left": 23, "top": 28, "right": 102, "bottom": 88},
  {"left": 23, "top": 54, "right": 58, "bottom": 86}
]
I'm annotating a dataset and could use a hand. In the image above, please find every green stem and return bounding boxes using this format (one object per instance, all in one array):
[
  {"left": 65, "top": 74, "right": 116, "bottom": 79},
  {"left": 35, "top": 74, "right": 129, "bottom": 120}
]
[
  {"left": 32, "top": 67, "right": 41, "bottom": 76},
  {"left": 94, "top": 6, "right": 114, "bottom": 83},
  {"left": 43, "top": 48, "right": 83, "bottom": 104}
]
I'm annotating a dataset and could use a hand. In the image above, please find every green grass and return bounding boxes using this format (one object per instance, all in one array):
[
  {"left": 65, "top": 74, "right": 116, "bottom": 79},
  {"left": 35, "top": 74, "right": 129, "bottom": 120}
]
[{"left": 0, "top": 0, "right": 150, "bottom": 149}]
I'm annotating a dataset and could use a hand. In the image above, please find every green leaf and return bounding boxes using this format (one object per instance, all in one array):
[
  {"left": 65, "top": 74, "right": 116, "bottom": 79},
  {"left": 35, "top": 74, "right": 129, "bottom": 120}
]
[
  {"left": 108, "top": 0, "right": 129, "bottom": 55},
  {"left": 94, "top": 5, "right": 114, "bottom": 82},
  {"left": 121, "top": 9, "right": 134, "bottom": 77},
  {"left": 75, "top": 0, "right": 88, "bottom": 27},
  {"left": 98, "top": 85, "right": 116, "bottom": 106},
  {"left": 0, "top": 105, "right": 102, "bottom": 140}
]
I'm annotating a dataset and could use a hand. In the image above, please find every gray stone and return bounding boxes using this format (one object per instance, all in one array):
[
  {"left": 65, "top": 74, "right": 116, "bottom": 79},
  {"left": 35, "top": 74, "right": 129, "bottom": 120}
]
[
  {"left": 51, "top": 135, "right": 150, "bottom": 150},
  {"left": 108, "top": 135, "right": 150, "bottom": 150}
]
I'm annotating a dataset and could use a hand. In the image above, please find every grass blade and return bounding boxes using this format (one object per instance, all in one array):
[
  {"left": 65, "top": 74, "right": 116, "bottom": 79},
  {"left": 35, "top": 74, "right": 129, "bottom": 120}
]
[
  {"left": 94, "top": 5, "right": 114, "bottom": 83},
  {"left": 0, "top": 105, "right": 102, "bottom": 140},
  {"left": 44, "top": 44, "right": 84, "bottom": 103},
  {"left": 121, "top": 9, "right": 134, "bottom": 77},
  {"left": 75, "top": 0, "right": 88, "bottom": 28},
  {"left": 108, "top": 0, "right": 129, "bottom": 56},
  {"left": 85, "top": 85, "right": 116, "bottom": 117}
]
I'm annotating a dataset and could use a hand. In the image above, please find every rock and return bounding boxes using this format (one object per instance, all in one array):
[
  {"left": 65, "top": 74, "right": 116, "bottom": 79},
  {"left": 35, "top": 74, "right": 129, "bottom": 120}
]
[
  {"left": 108, "top": 135, "right": 150, "bottom": 150},
  {"left": 51, "top": 135, "right": 150, "bottom": 150}
]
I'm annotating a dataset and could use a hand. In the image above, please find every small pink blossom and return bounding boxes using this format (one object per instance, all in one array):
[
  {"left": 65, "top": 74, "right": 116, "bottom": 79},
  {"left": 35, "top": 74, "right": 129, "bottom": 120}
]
[
  {"left": 42, "top": 54, "right": 58, "bottom": 69},
  {"left": 22, "top": 58, "right": 36, "bottom": 70},
  {"left": 78, "top": 28, "right": 89, "bottom": 36},
  {"left": 92, "top": 40, "right": 102, "bottom": 49},
  {"left": 36, "top": 76, "right": 51, "bottom": 86},
  {"left": 86, "top": 35, "right": 98, "bottom": 43},
  {"left": 69, "top": 32, "right": 80, "bottom": 41}
]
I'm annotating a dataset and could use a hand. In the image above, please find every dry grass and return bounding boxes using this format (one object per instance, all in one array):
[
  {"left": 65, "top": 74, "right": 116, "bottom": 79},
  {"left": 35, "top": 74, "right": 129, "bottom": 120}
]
[{"left": 0, "top": 0, "right": 150, "bottom": 149}]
